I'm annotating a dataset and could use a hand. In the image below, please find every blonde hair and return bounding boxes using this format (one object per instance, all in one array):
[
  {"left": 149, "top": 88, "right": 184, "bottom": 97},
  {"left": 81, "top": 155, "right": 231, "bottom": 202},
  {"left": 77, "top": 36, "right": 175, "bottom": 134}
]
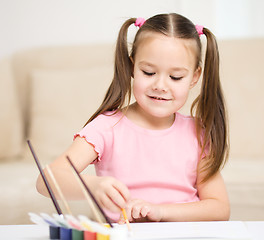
[{"left": 84, "top": 13, "right": 229, "bottom": 182}]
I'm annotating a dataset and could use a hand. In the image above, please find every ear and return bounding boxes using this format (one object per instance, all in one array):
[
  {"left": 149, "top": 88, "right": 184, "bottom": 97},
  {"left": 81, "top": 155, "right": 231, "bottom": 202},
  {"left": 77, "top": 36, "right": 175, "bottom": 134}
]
[
  {"left": 130, "top": 56, "right": 134, "bottom": 78},
  {"left": 190, "top": 66, "right": 201, "bottom": 89}
]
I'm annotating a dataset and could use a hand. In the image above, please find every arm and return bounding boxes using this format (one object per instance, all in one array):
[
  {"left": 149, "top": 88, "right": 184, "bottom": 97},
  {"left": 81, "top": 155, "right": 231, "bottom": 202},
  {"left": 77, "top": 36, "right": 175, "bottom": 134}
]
[
  {"left": 120, "top": 159, "right": 230, "bottom": 222},
  {"left": 159, "top": 170, "right": 230, "bottom": 221},
  {"left": 36, "top": 137, "right": 130, "bottom": 213}
]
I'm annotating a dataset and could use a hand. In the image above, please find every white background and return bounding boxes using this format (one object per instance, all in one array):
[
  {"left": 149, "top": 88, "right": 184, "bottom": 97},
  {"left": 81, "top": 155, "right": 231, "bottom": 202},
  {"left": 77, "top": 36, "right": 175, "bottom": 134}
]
[{"left": 1, "top": 0, "right": 264, "bottom": 57}]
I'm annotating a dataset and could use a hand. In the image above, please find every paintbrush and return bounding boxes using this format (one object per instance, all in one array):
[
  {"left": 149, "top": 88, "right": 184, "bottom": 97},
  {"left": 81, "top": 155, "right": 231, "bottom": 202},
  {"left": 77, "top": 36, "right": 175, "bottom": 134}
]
[
  {"left": 27, "top": 140, "right": 62, "bottom": 215},
  {"left": 66, "top": 155, "right": 113, "bottom": 228},
  {"left": 121, "top": 208, "right": 132, "bottom": 231},
  {"left": 46, "top": 165, "right": 73, "bottom": 215}
]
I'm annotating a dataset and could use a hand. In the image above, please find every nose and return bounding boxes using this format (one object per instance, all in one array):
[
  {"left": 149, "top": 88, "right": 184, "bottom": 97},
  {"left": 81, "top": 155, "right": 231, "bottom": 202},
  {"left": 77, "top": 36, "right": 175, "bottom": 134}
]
[{"left": 152, "top": 76, "right": 168, "bottom": 92}]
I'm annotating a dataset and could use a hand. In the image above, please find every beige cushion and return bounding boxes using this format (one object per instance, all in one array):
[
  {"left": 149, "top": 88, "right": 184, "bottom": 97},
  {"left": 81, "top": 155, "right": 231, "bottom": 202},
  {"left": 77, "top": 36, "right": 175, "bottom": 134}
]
[
  {"left": 12, "top": 44, "right": 115, "bottom": 131},
  {"left": 0, "top": 58, "right": 23, "bottom": 160},
  {"left": 218, "top": 39, "right": 264, "bottom": 159},
  {"left": 27, "top": 67, "right": 113, "bottom": 162}
]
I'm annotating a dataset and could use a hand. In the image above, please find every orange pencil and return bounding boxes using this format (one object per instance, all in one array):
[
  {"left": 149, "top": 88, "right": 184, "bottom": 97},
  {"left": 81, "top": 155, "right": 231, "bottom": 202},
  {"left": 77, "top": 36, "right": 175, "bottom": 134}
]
[{"left": 121, "top": 208, "right": 131, "bottom": 231}]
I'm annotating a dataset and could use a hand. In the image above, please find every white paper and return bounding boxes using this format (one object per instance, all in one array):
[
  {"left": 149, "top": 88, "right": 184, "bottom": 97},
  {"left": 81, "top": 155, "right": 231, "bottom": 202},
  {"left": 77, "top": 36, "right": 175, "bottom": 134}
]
[{"left": 124, "top": 221, "right": 252, "bottom": 240}]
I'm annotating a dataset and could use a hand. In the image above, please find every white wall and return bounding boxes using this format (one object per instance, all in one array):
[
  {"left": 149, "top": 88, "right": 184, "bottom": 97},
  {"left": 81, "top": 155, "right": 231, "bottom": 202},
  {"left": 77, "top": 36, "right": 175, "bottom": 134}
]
[{"left": 1, "top": 0, "right": 264, "bottom": 57}]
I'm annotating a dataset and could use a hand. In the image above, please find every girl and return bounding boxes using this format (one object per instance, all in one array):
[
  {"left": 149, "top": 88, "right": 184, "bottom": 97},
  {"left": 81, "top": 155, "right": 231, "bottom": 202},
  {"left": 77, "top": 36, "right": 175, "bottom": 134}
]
[{"left": 36, "top": 13, "right": 230, "bottom": 223}]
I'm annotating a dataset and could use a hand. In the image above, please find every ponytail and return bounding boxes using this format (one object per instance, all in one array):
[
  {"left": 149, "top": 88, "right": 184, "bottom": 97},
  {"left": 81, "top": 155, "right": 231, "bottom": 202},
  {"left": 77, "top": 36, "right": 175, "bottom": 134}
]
[
  {"left": 191, "top": 28, "right": 229, "bottom": 182},
  {"left": 84, "top": 18, "right": 136, "bottom": 126}
]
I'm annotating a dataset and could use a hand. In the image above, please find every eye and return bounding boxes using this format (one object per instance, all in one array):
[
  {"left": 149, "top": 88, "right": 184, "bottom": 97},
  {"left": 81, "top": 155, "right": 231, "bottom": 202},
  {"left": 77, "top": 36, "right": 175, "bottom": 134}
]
[
  {"left": 143, "top": 70, "right": 155, "bottom": 76},
  {"left": 170, "top": 75, "right": 183, "bottom": 81}
]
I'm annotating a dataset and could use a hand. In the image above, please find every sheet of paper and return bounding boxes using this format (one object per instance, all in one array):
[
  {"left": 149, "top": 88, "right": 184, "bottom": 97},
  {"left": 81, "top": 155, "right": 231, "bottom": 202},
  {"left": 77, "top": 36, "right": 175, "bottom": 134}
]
[{"left": 125, "top": 221, "right": 252, "bottom": 240}]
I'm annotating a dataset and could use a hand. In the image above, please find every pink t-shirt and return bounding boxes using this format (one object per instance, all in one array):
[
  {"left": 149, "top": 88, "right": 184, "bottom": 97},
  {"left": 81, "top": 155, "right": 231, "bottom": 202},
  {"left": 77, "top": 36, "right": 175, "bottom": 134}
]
[{"left": 74, "top": 111, "right": 201, "bottom": 220}]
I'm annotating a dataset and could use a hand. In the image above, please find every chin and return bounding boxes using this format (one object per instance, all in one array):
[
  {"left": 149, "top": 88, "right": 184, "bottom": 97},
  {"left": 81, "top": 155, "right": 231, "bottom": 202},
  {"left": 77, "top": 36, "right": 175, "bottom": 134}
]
[{"left": 147, "top": 111, "right": 175, "bottom": 119}]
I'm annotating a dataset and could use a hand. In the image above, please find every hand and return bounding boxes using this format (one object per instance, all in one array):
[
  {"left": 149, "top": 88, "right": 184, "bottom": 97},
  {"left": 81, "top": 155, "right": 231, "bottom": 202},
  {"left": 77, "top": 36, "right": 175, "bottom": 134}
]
[
  {"left": 118, "top": 199, "right": 163, "bottom": 223},
  {"left": 87, "top": 176, "right": 130, "bottom": 213}
]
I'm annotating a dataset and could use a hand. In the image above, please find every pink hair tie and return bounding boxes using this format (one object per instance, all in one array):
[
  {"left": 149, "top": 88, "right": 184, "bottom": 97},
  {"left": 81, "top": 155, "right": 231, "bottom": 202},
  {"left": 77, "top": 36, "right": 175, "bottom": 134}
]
[
  {"left": 135, "top": 17, "right": 146, "bottom": 28},
  {"left": 195, "top": 25, "right": 204, "bottom": 36}
]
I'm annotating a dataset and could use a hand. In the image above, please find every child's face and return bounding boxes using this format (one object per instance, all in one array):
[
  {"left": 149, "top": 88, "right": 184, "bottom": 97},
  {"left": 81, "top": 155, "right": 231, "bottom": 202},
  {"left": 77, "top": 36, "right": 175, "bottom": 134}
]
[{"left": 132, "top": 33, "right": 201, "bottom": 120}]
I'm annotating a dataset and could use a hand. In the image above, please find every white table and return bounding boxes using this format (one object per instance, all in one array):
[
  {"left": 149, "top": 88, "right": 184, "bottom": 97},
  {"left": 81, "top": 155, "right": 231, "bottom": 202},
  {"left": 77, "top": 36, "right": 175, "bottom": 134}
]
[{"left": 0, "top": 221, "right": 264, "bottom": 240}]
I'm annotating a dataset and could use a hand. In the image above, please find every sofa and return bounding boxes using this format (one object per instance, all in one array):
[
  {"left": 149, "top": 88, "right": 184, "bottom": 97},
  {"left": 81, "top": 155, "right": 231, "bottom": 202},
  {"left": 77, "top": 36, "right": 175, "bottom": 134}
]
[{"left": 1, "top": 39, "right": 264, "bottom": 225}]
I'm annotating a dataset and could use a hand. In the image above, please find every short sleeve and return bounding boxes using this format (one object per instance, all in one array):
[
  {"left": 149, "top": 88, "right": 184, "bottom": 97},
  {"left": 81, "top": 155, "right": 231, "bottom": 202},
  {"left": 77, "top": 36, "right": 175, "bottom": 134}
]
[{"left": 73, "top": 114, "right": 113, "bottom": 162}]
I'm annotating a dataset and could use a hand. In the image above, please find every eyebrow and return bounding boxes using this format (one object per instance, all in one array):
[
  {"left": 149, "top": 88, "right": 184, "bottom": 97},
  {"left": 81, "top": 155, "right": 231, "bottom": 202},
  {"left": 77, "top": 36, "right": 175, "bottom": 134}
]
[{"left": 138, "top": 61, "right": 188, "bottom": 72}]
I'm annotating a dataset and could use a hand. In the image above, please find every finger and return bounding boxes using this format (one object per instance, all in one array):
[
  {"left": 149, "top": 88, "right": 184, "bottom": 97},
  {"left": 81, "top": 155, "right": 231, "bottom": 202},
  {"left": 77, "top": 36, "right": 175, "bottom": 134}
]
[
  {"left": 140, "top": 205, "right": 151, "bottom": 218},
  {"left": 112, "top": 180, "right": 130, "bottom": 202},
  {"left": 107, "top": 186, "right": 128, "bottom": 209},
  {"left": 131, "top": 204, "right": 143, "bottom": 219},
  {"left": 125, "top": 200, "right": 138, "bottom": 222},
  {"left": 99, "top": 194, "right": 121, "bottom": 213}
]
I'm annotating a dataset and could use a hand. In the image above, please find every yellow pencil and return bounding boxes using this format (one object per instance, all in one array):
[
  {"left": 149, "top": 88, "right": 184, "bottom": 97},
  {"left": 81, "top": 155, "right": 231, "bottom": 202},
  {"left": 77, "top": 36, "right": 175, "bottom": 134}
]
[{"left": 121, "top": 208, "right": 131, "bottom": 231}]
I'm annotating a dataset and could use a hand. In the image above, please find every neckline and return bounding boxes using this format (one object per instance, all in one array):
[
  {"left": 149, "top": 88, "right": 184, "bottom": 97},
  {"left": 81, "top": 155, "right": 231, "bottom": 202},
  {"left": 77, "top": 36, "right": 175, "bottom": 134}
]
[{"left": 117, "top": 111, "right": 178, "bottom": 136}]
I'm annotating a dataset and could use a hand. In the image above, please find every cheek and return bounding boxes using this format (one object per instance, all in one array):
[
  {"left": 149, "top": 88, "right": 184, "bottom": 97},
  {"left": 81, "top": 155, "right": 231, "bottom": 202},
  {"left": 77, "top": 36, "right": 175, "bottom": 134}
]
[
  {"left": 133, "top": 82, "right": 143, "bottom": 100},
  {"left": 171, "top": 84, "right": 191, "bottom": 99},
  {"left": 133, "top": 77, "right": 148, "bottom": 96}
]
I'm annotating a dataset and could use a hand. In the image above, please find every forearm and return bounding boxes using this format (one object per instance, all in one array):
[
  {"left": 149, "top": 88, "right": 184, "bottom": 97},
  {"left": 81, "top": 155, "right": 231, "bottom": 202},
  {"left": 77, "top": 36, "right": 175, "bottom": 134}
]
[
  {"left": 160, "top": 199, "right": 230, "bottom": 222},
  {"left": 36, "top": 167, "right": 130, "bottom": 213},
  {"left": 36, "top": 167, "right": 96, "bottom": 200},
  {"left": 36, "top": 138, "right": 100, "bottom": 200}
]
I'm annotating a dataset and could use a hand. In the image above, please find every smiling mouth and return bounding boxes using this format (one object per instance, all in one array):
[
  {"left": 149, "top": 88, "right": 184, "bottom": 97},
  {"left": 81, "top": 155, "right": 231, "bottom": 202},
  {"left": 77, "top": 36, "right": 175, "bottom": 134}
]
[{"left": 149, "top": 96, "right": 170, "bottom": 101}]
